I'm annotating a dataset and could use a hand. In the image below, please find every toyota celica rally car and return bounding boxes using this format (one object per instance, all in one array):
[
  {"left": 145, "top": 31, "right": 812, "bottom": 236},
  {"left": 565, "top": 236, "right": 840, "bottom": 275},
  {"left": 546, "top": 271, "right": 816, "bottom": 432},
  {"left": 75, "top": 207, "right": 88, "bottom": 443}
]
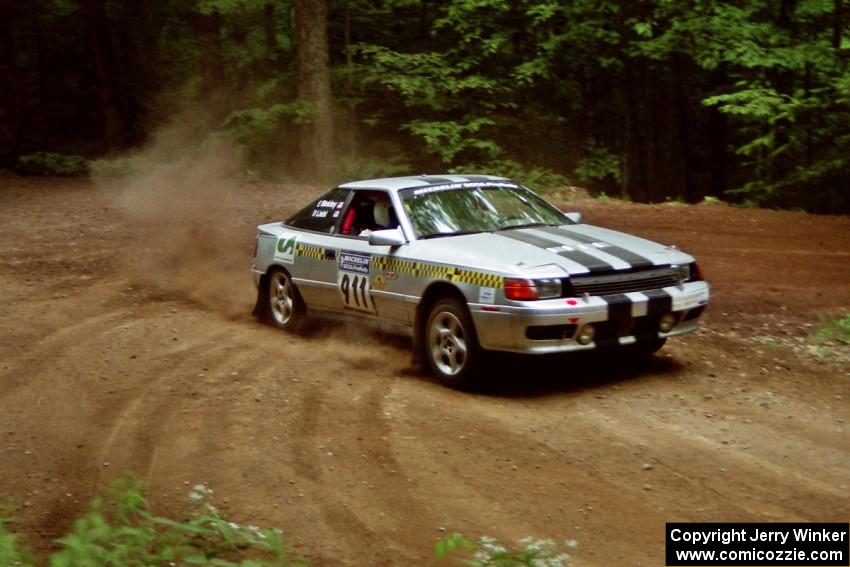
[{"left": 251, "top": 175, "right": 709, "bottom": 387}]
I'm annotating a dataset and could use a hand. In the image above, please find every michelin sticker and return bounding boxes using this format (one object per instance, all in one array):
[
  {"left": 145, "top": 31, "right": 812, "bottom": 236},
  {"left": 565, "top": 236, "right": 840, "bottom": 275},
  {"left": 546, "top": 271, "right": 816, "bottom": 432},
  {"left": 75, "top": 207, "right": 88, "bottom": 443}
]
[
  {"left": 338, "top": 252, "right": 370, "bottom": 275},
  {"left": 274, "top": 235, "right": 297, "bottom": 264}
]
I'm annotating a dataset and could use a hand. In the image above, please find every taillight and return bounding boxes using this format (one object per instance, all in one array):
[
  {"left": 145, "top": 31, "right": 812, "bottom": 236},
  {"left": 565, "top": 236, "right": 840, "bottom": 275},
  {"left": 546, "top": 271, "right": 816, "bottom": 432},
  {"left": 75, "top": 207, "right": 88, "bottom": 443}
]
[
  {"left": 252, "top": 237, "right": 259, "bottom": 258},
  {"left": 504, "top": 279, "right": 539, "bottom": 300}
]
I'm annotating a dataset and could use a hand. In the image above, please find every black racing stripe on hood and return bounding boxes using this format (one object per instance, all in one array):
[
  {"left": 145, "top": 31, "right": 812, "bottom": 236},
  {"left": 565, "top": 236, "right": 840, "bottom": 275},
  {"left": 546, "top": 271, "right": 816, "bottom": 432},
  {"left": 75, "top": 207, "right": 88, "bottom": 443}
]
[
  {"left": 497, "top": 230, "right": 615, "bottom": 273},
  {"left": 538, "top": 226, "right": 656, "bottom": 270},
  {"left": 643, "top": 289, "right": 673, "bottom": 316}
]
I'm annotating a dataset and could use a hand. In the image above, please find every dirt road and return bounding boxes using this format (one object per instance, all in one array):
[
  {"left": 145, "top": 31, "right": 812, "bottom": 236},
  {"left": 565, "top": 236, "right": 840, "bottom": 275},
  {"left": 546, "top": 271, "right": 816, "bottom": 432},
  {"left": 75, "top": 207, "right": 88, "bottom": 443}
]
[{"left": 1, "top": 177, "right": 848, "bottom": 566}]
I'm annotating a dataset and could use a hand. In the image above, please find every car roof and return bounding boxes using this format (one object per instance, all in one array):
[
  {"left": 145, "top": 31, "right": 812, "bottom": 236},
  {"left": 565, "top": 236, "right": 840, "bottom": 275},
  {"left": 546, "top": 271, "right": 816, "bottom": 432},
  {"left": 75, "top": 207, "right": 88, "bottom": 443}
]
[{"left": 337, "top": 174, "right": 513, "bottom": 193}]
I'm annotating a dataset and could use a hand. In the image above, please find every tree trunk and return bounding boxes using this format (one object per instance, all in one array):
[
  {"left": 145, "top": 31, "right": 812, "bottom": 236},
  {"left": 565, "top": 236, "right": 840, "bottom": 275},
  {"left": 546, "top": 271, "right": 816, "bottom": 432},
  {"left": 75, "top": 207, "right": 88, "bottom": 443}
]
[
  {"left": 82, "top": 0, "right": 123, "bottom": 151},
  {"left": 673, "top": 55, "right": 692, "bottom": 202},
  {"left": 833, "top": 0, "right": 843, "bottom": 49},
  {"left": 265, "top": 2, "right": 276, "bottom": 56},
  {"left": 294, "top": 0, "right": 334, "bottom": 179},
  {"left": 622, "top": 62, "right": 647, "bottom": 201},
  {"left": 0, "top": 2, "right": 19, "bottom": 158},
  {"left": 343, "top": 1, "right": 353, "bottom": 96},
  {"left": 194, "top": 6, "right": 226, "bottom": 119}
]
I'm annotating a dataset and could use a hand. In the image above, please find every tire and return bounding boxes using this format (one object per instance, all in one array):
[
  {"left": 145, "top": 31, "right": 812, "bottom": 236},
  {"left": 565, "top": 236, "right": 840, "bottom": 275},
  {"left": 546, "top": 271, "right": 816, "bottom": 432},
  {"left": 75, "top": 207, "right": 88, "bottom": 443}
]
[
  {"left": 424, "top": 298, "right": 481, "bottom": 388},
  {"left": 263, "top": 269, "right": 308, "bottom": 333}
]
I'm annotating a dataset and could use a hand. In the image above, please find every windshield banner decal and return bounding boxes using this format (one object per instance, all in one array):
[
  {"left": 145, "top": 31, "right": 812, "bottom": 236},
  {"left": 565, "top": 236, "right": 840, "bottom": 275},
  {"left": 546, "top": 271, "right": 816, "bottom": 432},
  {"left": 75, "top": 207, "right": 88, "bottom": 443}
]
[{"left": 411, "top": 181, "right": 518, "bottom": 196}]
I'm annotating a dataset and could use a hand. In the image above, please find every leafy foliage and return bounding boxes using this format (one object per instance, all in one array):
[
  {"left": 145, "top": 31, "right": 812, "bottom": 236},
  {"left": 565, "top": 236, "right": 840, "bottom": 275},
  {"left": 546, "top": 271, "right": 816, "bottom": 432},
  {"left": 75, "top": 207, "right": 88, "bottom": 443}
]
[
  {"left": 336, "top": 155, "right": 411, "bottom": 182},
  {"left": 0, "top": 474, "right": 304, "bottom": 566},
  {"left": 812, "top": 314, "right": 850, "bottom": 346},
  {"left": 17, "top": 153, "right": 90, "bottom": 177},
  {"left": 435, "top": 533, "right": 577, "bottom": 566},
  {"left": 1, "top": 0, "right": 849, "bottom": 210},
  {"left": 218, "top": 101, "right": 313, "bottom": 174},
  {"left": 574, "top": 144, "right": 621, "bottom": 185},
  {"left": 450, "top": 160, "right": 569, "bottom": 192}
]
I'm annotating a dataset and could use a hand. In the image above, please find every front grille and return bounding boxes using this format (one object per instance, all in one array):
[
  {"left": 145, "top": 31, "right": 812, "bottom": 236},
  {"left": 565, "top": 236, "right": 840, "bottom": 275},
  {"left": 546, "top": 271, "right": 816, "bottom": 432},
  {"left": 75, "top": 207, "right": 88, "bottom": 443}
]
[{"left": 568, "top": 267, "right": 678, "bottom": 296}]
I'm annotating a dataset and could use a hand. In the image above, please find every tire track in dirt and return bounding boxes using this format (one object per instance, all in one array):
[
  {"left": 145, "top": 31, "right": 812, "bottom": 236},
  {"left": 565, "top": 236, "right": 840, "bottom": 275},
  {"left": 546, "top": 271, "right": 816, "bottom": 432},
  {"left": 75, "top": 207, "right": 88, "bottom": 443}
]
[
  {"left": 274, "top": 337, "right": 425, "bottom": 565},
  {"left": 316, "top": 378, "right": 427, "bottom": 565},
  {"left": 93, "top": 326, "right": 251, "bottom": 485}
]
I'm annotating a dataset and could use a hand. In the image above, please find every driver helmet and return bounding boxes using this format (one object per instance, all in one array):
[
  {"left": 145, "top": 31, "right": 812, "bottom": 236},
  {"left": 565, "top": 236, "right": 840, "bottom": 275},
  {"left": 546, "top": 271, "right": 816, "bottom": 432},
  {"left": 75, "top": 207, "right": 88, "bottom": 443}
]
[{"left": 373, "top": 199, "right": 391, "bottom": 228}]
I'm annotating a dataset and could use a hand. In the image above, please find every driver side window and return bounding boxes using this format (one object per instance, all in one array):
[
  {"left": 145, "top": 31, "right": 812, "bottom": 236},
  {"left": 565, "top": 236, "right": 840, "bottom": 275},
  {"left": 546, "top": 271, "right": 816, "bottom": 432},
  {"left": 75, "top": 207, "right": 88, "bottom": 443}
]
[
  {"left": 286, "top": 188, "right": 349, "bottom": 233},
  {"left": 338, "top": 190, "right": 400, "bottom": 237}
]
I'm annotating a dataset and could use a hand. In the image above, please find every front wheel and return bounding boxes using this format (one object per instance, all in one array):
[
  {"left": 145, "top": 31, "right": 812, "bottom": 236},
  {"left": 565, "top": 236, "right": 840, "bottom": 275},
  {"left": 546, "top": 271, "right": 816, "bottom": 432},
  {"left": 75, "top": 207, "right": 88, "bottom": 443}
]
[
  {"left": 425, "top": 298, "right": 481, "bottom": 388},
  {"left": 263, "top": 269, "right": 307, "bottom": 333}
]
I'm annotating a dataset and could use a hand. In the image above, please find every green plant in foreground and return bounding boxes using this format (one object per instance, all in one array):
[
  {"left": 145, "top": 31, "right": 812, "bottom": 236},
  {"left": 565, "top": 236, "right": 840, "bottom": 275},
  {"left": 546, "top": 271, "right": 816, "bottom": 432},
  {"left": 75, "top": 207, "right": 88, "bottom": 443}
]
[
  {"left": 0, "top": 473, "right": 304, "bottom": 567},
  {"left": 436, "top": 533, "right": 576, "bottom": 566},
  {"left": 0, "top": 507, "right": 36, "bottom": 567},
  {"left": 812, "top": 314, "right": 850, "bottom": 346}
]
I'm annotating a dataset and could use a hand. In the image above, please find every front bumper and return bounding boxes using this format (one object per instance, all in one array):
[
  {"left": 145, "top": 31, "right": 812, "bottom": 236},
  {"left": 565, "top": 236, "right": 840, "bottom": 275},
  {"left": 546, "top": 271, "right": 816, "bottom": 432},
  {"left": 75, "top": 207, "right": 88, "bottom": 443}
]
[{"left": 469, "top": 281, "right": 710, "bottom": 354}]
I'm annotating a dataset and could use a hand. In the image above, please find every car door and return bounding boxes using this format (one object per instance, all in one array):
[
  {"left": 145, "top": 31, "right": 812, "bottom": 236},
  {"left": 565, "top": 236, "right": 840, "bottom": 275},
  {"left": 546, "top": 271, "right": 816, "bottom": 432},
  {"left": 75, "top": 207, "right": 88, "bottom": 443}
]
[{"left": 327, "top": 190, "right": 410, "bottom": 324}]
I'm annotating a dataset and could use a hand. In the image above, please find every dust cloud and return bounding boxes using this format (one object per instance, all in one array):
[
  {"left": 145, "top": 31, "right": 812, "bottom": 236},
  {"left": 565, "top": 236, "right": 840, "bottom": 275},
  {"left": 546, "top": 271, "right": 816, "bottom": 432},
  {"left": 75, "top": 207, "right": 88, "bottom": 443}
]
[
  {"left": 95, "top": 111, "right": 253, "bottom": 319},
  {"left": 307, "top": 323, "right": 414, "bottom": 373},
  {"left": 92, "top": 111, "right": 415, "bottom": 369}
]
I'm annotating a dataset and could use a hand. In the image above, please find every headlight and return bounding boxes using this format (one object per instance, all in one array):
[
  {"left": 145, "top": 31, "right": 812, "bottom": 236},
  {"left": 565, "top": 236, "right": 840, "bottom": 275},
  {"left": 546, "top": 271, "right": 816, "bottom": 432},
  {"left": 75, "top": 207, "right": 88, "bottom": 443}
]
[
  {"left": 504, "top": 278, "right": 562, "bottom": 300},
  {"left": 535, "top": 278, "right": 562, "bottom": 299},
  {"left": 672, "top": 264, "right": 690, "bottom": 283}
]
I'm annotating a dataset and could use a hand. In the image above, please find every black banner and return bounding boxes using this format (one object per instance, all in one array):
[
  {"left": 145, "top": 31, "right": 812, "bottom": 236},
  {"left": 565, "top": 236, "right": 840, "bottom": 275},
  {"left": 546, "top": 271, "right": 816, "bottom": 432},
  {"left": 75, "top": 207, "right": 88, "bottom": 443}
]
[{"left": 666, "top": 523, "right": 849, "bottom": 566}]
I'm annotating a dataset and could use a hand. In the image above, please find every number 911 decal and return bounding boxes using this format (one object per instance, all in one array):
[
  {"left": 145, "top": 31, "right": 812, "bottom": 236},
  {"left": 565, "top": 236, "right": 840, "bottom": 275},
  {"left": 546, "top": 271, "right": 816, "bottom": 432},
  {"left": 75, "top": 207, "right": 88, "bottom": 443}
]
[{"left": 337, "top": 252, "right": 375, "bottom": 313}]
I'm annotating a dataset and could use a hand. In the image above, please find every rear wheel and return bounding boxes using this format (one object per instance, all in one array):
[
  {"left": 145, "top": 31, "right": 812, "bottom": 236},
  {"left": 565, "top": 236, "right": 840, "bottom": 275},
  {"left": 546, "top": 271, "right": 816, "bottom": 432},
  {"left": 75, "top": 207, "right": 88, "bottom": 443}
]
[
  {"left": 425, "top": 298, "right": 481, "bottom": 388},
  {"left": 263, "top": 269, "right": 307, "bottom": 333}
]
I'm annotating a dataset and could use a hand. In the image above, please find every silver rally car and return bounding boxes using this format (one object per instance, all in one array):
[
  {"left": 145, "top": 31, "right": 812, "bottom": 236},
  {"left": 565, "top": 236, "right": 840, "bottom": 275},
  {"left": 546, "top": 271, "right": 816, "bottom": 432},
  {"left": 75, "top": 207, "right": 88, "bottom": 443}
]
[{"left": 252, "top": 174, "right": 709, "bottom": 387}]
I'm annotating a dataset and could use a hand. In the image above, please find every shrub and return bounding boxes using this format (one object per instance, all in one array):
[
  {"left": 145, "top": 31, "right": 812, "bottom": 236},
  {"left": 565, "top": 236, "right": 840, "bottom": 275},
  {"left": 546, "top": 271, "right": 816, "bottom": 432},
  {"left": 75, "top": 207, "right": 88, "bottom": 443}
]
[
  {"left": 812, "top": 314, "right": 850, "bottom": 346},
  {"left": 17, "top": 152, "right": 90, "bottom": 177},
  {"left": 436, "top": 533, "right": 577, "bottom": 566},
  {"left": 0, "top": 473, "right": 304, "bottom": 566},
  {"left": 573, "top": 144, "right": 621, "bottom": 186},
  {"left": 218, "top": 101, "right": 312, "bottom": 176},
  {"left": 89, "top": 156, "right": 140, "bottom": 179}
]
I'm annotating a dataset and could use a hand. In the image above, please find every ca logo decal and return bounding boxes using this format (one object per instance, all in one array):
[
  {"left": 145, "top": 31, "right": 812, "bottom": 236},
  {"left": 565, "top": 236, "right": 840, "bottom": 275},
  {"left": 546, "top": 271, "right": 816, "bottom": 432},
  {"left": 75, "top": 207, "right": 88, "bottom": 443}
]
[{"left": 274, "top": 236, "right": 297, "bottom": 264}]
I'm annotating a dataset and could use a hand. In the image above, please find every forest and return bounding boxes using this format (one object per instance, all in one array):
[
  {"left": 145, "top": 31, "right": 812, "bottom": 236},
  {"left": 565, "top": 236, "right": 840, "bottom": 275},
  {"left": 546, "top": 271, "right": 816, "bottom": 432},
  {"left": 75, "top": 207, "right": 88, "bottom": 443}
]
[{"left": 1, "top": 0, "right": 849, "bottom": 212}]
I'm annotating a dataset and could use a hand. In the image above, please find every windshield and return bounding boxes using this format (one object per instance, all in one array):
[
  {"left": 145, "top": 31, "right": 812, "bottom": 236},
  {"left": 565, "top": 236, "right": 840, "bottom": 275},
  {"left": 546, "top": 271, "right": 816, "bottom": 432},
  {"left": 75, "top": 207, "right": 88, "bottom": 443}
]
[{"left": 400, "top": 184, "right": 569, "bottom": 239}]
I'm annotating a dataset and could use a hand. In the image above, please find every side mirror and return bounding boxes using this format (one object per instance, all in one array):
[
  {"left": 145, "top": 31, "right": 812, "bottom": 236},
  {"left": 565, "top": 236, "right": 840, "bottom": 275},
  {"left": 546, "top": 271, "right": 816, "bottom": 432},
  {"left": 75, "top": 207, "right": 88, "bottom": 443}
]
[
  {"left": 368, "top": 228, "right": 406, "bottom": 247},
  {"left": 564, "top": 212, "right": 582, "bottom": 224}
]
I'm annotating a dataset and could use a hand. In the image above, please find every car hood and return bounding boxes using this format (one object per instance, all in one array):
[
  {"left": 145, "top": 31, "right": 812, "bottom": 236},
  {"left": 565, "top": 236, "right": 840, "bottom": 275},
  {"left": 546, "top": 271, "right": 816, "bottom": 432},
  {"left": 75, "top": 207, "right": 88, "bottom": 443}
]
[{"left": 407, "top": 224, "right": 695, "bottom": 277}]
